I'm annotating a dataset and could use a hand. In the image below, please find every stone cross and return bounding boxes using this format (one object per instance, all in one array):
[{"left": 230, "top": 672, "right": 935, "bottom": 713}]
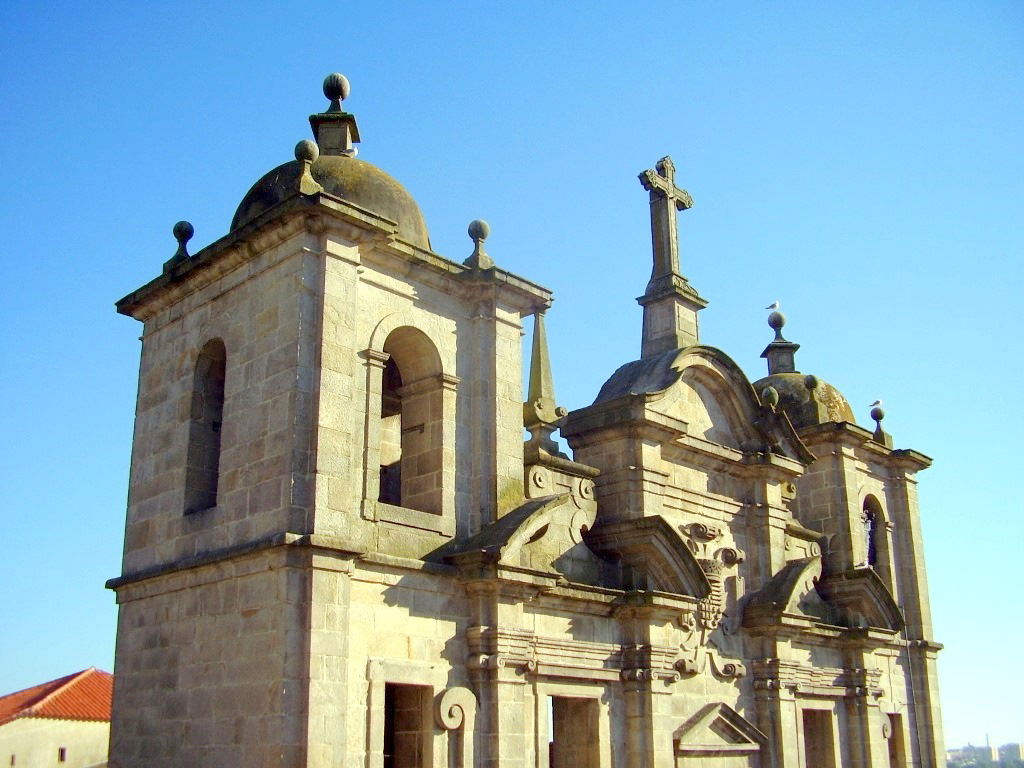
[{"left": 639, "top": 156, "right": 693, "bottom": 286}]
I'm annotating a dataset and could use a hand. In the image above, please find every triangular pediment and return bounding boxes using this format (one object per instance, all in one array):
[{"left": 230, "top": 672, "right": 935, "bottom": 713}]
[{"left": 674, "top": 702, "right": 767, "bottom": 756}]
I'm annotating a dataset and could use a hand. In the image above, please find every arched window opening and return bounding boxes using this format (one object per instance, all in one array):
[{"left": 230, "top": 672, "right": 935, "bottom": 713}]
[
  {"left": 861, "top": 496, "right": 882, "bottom": 567},
  {"left": 185, "top": 339, "right": 226, "bottom": 514},
  {"left": 376, "top": 328, "right": 444, "bottom": 515},
  {"left": 379, "top": 357, "right": 403, "bottom": 505}
]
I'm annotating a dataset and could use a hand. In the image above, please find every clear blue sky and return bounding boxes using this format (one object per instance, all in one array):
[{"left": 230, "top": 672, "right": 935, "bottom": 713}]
[{"left": 1, "top": 0, "right": 1020, "bottom": 749}]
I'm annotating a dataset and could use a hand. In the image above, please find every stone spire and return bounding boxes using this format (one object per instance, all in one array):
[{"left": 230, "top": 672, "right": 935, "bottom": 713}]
[
  {"left": 637, "top": 156, "right": 708, "bottom": 358},
  {"left": 760, "top": 307, "right": 800, "bottom": 374},
  {"left": 523, "top": 312, "right": 568, "bottom": 458},
  {"left": 309, "top": 73, "right": 361, "bottom": 156}
]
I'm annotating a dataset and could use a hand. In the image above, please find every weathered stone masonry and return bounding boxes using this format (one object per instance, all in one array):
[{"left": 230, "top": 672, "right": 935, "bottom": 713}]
[{"left": 108, "top": 73, "right": 944, "bottom": 768}]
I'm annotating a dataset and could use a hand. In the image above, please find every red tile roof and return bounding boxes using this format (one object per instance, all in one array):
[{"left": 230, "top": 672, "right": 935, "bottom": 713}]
[{"left": 0, "top": 668, "right": 112, "bottom": 726}]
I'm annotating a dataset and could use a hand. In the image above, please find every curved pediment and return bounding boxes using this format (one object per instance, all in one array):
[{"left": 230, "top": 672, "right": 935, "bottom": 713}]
[
  {"left": 584, "top": 515, "right": 711, "bottom": 598},
  {"left": 817, "top": 567, "right": 905, "bottom": 632},
  {"left": 743, "top": 557, "right": 836, "bottom": 627},
  {"left": 445, "top": 494, "right": 608, "bottom": 585},
  {"left": 586, "top": 345, "right": 811, "bottom": 463},
  {"left": 743, "top": 558, "right": 905, "bottom": 633}
]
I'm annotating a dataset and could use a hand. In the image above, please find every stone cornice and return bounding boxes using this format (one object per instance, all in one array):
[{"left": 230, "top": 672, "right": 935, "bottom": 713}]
[
  {"left": 563, "top": 396, "right": 688, "bottom": 445},
  {"left": 117, "top": 190, "right": 551, "bottom": 322},
  {"left": 799, "top": 421, "right": 932, "bottom": 471}
]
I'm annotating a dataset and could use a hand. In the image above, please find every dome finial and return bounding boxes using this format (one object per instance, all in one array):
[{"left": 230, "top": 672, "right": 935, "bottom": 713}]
[
  {"left": 294, "top": 140, "right": 323, "bottom": 195},
  {"left": 760, "top": 302, "right": 800, "bottom": 375},
  {"left": 766, "top": 302, "right": 787, "bottom": 342},
  {"left": 464, "top": 219, "right": 494, "bottom": 269},
  {"left": 323, "top": 73, "right": 350, "bottom": 112},
  {"left": 310, "top": 73, "right": 360, "bottom": 156}
]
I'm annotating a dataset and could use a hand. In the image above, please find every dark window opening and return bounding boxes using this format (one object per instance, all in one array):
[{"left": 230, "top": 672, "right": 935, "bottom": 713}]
[
  {"left": 185, "top": 339, "right": 226, "bottom": 514},
  {"left": 383, "top": 683, "right": 430, "bottom": 768},
  {"left": 376, "top": 327, "right": 445, "bottom": 515},
  {"left": 57, "top": 747, "right": 67, "bottom": 763},
  {"left": 379, "top": 357, "right": 403, "bottom": 505},
  {"left": 862, "top": 497, "right": 882, "bottom": 567}
]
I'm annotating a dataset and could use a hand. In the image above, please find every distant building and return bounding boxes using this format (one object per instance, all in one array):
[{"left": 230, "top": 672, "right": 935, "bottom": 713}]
[
  {"left": 947, "top": 743, "right": 1003, "bottom": 764},
  {"left": 1001, "top": 743, "right": 1024, "bottom": 761},
  {"left": 0, "top": 667, "right": 112, "bottom": 767}
]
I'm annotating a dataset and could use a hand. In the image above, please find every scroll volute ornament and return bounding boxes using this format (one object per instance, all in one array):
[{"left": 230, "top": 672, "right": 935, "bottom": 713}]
[{"left": 435, "top": 687, "right": 477, "bottom": 768}]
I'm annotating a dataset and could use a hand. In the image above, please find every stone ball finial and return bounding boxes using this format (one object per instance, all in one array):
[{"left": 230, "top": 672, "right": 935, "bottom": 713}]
[
  {"left": 169, "top": 220, "right": 194, "bottom": 264},
  {"left": 173, "top": 220, "right": 194, "bottom": 246},
  {"left": 804, "top": 374, "right": 818, "bottom": 391},
  {"left": 295, "top": 139, "right": 319, "bottom": 163},
  {"left": 323, "top": 73, "right": 351, "bottom": 103},
  {"left": 870, "top": 405, "right": 885, "bottom": 424},
  {"left": 468, "top": 219, "right": 490, "bottom": 242},
  {"left": 761, "top": 385, "right": 780, "bottom": 409},
  {"left": 767, "top": 310, "right": 786, "bottom": 332}
]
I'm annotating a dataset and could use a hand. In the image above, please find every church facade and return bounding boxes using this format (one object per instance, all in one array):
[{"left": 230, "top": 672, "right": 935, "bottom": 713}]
[{"left": 107, "top": 74, "right": 944, "bottom": 767}]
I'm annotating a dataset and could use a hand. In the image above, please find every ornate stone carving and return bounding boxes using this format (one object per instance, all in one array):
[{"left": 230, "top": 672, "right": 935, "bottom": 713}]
[
  {"left": 435, "top": 687, "right": 477, "bottom": 768},
  {"left": 435, "top": 686, "right": 476, "bottom": 730},
  {"left": 697, "top": 558, "right": 725, "bottom": 631},
  {"left": 675, "top": 648, "right": 747, "bottom": 681}
]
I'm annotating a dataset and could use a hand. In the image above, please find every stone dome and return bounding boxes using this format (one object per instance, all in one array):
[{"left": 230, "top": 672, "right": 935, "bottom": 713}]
[
  {"left": 230, "top": 154, "right": 431, "bottom": 250},
  {"left": 752, "top": 371, "right": 854, "bottom": 429}
]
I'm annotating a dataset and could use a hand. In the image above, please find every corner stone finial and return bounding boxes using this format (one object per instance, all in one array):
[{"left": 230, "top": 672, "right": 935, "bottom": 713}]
[
  {"left": 524, "top": 312, "right": 568, "bottom": 458},
  {"left": 310, "top": 72, "right": 360, "bottom": 156},
  {"left": 760, "top": 303, "right": 800, "bottom": 375},
  {"left": 870, "top": 401, "right": 892, "bottom": 447},
  {"left": 163, "top": 220, "right": 194, "bottom": 273},
  {"left": 463, "top": 219, "right": 495, "bottom": 269}
]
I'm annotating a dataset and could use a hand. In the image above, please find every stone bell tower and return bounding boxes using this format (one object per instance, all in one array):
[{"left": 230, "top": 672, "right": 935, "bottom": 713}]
[{"left": 108, "top": 73, "right": 549, "bottom": 767}]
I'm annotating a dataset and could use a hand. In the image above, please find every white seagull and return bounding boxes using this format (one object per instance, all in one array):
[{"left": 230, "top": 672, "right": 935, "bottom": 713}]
[{"left": 765, "top": 300, "right": 780, "bottom": 310}]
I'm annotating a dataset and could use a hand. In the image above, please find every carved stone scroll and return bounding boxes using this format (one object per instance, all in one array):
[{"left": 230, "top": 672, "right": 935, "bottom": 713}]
[{"left": 435, "top": 686, "right": 477, "bottom": 768}]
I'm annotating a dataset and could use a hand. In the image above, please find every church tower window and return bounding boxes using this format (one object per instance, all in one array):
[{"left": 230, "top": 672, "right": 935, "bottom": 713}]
[
  {"left": 377, "top": 327, "right": 445, "bottom": 515},
  {"left": 378, "top": 357, "right": 403, "bottom": 505},
  {"left": 862, "top": 496, "right": 882, "bottom": 567},
  {"left": 185, "top": 339, "right": 226, "bottom": 514}
]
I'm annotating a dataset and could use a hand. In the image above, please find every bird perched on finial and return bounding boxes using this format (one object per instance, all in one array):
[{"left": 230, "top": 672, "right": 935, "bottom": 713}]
[
  {"left": 870, "top": 399, "right": 883, "bottom": 407},
  {"left": 765, "top": 300, "right": 780, "bottom": 310}
]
